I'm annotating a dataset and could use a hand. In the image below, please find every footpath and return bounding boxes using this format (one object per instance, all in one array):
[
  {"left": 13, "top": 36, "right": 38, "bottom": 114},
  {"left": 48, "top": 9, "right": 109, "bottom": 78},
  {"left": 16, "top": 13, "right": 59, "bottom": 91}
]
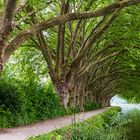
[{"left": 0, "top": 108, "right": 109, "bottom": 140}]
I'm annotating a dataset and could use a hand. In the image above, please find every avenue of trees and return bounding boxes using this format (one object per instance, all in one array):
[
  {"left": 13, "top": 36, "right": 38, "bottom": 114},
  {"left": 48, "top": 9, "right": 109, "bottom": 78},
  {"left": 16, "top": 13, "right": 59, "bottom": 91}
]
[{"left": 0, "top": 0, "right": 140, "bottom": 111}]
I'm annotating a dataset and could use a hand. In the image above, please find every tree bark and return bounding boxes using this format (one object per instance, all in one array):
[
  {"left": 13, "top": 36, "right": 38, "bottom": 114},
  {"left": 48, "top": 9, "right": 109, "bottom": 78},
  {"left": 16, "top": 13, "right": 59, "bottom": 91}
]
[
  {"left": 100, "top": 96, "right": 106, "bottom": 108},
  {"left": 76, "top": 81, "right": 85, "bottom": 111},
  {"left": 68, "top": 83, "right": 76, "bottom": 109},
  {"left": 55, "top": 79, "right": 68, "bottom": 110},
  {"left": 105, "top": 97, "right": 110, "bottom": 107}
]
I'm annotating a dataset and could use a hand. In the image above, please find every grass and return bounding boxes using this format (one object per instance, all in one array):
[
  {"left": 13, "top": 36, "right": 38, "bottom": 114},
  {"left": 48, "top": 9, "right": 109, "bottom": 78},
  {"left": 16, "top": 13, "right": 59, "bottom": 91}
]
[{"left": 28, "top": 107, "right": 128, "bottom": 140}]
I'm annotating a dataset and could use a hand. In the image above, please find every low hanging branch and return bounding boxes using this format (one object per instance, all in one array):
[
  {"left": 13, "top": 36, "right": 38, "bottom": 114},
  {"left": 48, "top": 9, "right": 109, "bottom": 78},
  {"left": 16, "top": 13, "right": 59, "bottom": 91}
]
[{"left": 5, "top": 0, "right": 140, "bottom": 62}]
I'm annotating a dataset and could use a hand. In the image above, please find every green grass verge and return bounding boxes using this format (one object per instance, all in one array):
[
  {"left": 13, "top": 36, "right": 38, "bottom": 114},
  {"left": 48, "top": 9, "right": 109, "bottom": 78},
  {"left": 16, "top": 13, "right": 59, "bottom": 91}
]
[{"left": 29, "top": 107, "right": 128, "bottom": 140}]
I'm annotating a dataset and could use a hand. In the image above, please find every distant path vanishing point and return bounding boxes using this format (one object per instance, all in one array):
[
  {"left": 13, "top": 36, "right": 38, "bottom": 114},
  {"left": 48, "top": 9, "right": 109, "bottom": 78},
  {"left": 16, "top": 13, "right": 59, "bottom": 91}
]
[{"left": 0, "top": 107, "right": 109, "bottom": 140}]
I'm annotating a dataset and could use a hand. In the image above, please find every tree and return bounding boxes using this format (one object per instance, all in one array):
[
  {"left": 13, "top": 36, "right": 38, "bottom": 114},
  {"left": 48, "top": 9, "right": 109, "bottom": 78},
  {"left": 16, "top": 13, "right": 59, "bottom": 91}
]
[{"left": 0, "top": 0, "right": 140, "bottom": 109}]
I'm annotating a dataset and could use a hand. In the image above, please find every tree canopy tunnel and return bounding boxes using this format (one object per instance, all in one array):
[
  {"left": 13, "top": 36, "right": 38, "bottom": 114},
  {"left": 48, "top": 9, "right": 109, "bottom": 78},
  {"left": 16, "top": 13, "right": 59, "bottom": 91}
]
[{"left": 0, "top": 0, "right": 140, "bottom": 110}]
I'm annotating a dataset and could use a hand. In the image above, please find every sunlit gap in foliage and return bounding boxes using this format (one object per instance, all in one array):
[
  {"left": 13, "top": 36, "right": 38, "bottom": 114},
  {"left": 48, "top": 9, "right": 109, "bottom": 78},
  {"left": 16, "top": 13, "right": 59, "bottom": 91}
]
[{"left": 110, "top": 95, "right": 140, "bottom": 112}]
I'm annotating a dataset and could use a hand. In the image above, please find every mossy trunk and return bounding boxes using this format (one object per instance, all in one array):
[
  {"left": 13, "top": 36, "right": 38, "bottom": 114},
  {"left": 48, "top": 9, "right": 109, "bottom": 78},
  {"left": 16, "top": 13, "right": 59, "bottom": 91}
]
[
  {"left": 68, "top": 87, "right": 76, "bottom": 109},
  {"left": 55, "top": 79, "right": 68, "bottom": 110},
  {"left": 95, "top": 94, "right": 101, "bottom": 107},
  {"left": 105, "top": 97, "right": 110, "bottom": 107},
  {"left": 76, "top": 81, "right": 85, "bottom": 112},
  {"left": 100, "top": 97, "right": 106, "bottom": 108},
  {"left": 0, "top": 43, "right": 6, "bottom": 74}
]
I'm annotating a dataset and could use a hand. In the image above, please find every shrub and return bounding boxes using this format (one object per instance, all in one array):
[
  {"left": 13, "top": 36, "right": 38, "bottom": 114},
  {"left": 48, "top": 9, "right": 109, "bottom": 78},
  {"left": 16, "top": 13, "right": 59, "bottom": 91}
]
[
  {"left": 0, "top": 78, "right": 65, "bottom": 128},
  {"left": 0, "top": 76, "right": 104, "bottom": 128},
  {"left": 0, "top": 79, "right": 20, "bottom": 112},
  {"left": 84, "top": 101, "right": 99, "bottom": 111}
]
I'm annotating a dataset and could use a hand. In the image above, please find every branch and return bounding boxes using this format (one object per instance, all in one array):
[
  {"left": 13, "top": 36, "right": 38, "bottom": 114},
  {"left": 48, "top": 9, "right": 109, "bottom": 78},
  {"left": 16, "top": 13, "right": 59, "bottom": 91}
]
[
  {"left": 0, "top": 0, "right": 17, "bottom": 39},
  {"left": 15, "top": 0, "right": 28, "bottom": 14},
  {"left": 16, "top": 1, "right": 53, "bottom": 26},
  {"left": 56, "top": 1, "right": 67, "bottom": 75},
  {"left": 67, "top": 8, "right": 121, "bottom": 80},
  {"left": 79, "top": 50, "right": 123, "bottom": 77},
  {"left": 5, "top": 0, "right": 140, "bottom": 61},
  {"left": 80, "top": 16, "right": 107, "bottom": 53},
  {"left": 75, "top": 8, "right": 120, "bottom": 63},
  {"left": 70, "top": 20, "right": 82, "bottom": 59},
  {"left": 37, "top": 31, "right": 57, "bottom": 82}
]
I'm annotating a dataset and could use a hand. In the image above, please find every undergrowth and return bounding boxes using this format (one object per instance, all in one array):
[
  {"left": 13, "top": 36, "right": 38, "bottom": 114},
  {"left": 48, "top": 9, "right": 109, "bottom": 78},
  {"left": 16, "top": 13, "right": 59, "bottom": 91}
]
[
  {"left": 0, "top": 77, "right": 98, "bottom": 128},
  {"left": 0, "top": 78, "right": 65, "bottom": 128},
  {"left": 29, "top": 107, "right": 129, "bottom": 140}
]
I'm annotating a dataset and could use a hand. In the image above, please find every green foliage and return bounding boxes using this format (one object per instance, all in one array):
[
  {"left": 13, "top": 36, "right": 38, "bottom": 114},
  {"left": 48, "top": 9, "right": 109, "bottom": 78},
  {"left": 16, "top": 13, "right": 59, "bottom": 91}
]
[
  {"left": 0, "top": 79, "right": 20, "bottom": 112},
  {"left": 84, "top": 101, "right": 99, "bottom": 111},
  {"left": 3, "top": 46, "right": 48, "bottom": 85},
  {"left": 0, "top": 75, "right": 97, "bottom": 128},
  {"left": 0, "top": 45, "right": 102, "bottom": 128},
  {"left": 1, "top": 0, "right": 140, "bottom": 130},
  {"left": 89, "top": 4, "right": 140, "bottom": 103},
  {"left": 124, "top": 109, "right": 140, "bottom": 140},
  {"left": 0, "top": 77, "right": 65, "bottom": 128},
  {"left": 119, "top": 64, "right": 140, "bottom": 103}
]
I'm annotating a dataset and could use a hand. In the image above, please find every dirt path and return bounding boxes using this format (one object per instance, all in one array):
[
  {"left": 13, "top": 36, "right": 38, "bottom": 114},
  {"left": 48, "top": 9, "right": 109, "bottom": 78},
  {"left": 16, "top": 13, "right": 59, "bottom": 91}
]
[{"left": 0, "top": 108, "right": 109, "bottom": 140}]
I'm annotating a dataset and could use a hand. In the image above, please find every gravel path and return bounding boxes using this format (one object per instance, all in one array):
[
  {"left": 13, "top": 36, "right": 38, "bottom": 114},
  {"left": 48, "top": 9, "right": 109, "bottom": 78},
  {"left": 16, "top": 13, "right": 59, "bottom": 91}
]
[{"left": 0, "top": 108, "right": 109, "bottom": 140}]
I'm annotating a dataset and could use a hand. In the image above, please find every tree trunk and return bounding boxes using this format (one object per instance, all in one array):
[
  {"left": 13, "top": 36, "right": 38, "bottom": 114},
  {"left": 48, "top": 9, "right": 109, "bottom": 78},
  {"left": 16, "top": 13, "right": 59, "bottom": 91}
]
[
  {"left": 100, "top": 96, "right": 106, "bottom": 108},
  {"left": 55, "top": 79, "right": 68, "bottom": 110},
  {"left": 87, "top": 91, "right": 94, "bottom": 102},
  {"left": 77, "top": 95, "right": 84, "bottom": 112},
  {"left": 0, "top": 43, "right": 6, "bottom": 73},
  {"left": 0, "top": 59, "right": 3, "bottom": 73},
  {"left": 77, "top": 82, "right": 84, "bottom": 112},
  {"left": 105, "top": 97, "right": 110, "bottom": 107},
  {"left": 95, "top": 94, "right": 102, "bottom": 107},
  {"left": 79, "top": 94, "right": 84, "bottom": 112},
  {"left": 67, "top": 73, "right": 78, "bottom": 109},
  {"left": 68, "top": 85, "right": 76, "bottom": 109}
]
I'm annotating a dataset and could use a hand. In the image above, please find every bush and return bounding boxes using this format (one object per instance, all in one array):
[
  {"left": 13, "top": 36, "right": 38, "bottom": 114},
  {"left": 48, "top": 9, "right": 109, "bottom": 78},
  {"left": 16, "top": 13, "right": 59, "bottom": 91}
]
[
  {"left": 84, "top": 101, "right": 99, "bottom": 111},
  {"left": 0, "top": 79, "right": 20, "bottom": 112},
  {"left": 0, "top": 78, "right": 65, "bottom": 128},
  {"left": 0, "top": 77, "right": 104, "bottom": 128}
]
